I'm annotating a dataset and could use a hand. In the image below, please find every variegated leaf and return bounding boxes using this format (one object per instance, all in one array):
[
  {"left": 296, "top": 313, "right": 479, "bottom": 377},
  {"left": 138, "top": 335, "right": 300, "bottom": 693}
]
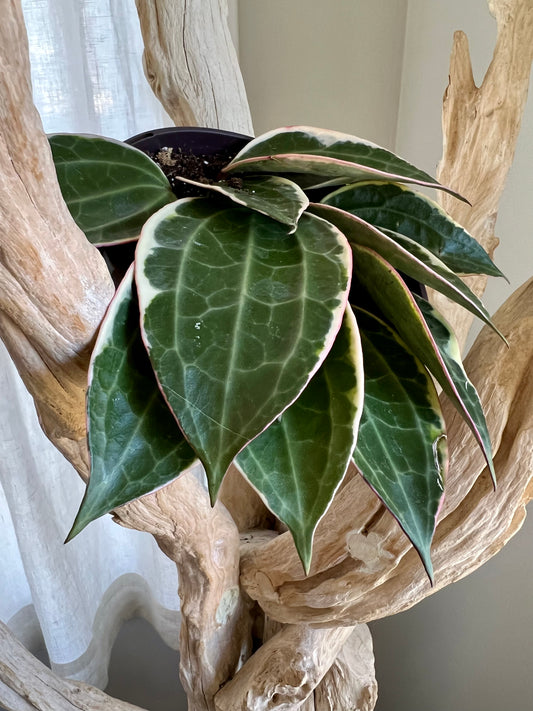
[
  {"left": 321, "top": 181, "right": 504, "bottom": 277},
  {"left": 236, "top": 305, "right": 363, "bottom": 573},
  {"left": 414, "top": 295, "right": 495, "bottom": 486},
  {"left": 135, "top": 198, "right": 351, "bottom": 500},
  {"left": 68, "top": 267, "right": 196, "bottom": 539},
  {"left": 310, "top": 204, "right": 503, "bottom": 340},
  {"left": 223, "top": 126, "right": 463, "bottom": 199},
  {"left": 49, "top": 133, "right": 175, "bottom": 245},
  {"left": 353, "top": 308, "right": 446, "bottom": 581},
  {"left": 176, "top": 175, "right": 308, "bottom": 229},
  {"left": 350, "top": 245, "right": 495, "bottom": 482}
]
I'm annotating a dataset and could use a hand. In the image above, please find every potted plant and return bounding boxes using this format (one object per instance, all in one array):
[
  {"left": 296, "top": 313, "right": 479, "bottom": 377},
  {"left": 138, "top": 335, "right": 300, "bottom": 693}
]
[{"left": 49, "top": 124, "right": 504, "bottom": 578}]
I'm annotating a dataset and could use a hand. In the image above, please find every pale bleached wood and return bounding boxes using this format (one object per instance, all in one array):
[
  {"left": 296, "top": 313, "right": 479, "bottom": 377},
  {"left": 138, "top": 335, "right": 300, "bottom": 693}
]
[
  {"left": 213, "top": 625, "right": 376, "bottom": 711},
  {"left": 218, "top": 464, "right": 274, "bottom": 532},
  {"left": 239, "top": 277, "right": 533, "bottom": 625},
  {"left": 134, "top": 0, "right": 253, "bottom": 134},
  {"left": 431, "top": 0, "right": 533, "bottom": 350},
  {"left": 0, "top": 0, "right": 115, "bottom": 474},
  {"left": 221, "top": 615, "right": 377, "bottom": 711},
  {"left": 0, "top": 621, "right": 147, "bottom": 711},
  {"left": 214, "top": 625, "right": 355, "bottom": 711},
  {"left": 314, "top": 626, "right": 377, "bottom": 711}
]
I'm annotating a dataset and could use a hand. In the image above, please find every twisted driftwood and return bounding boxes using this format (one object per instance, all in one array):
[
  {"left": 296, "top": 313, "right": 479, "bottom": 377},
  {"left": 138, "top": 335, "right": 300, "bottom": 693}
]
[{"left": 1, "top": 0, "right": 532, "bottom": 710}]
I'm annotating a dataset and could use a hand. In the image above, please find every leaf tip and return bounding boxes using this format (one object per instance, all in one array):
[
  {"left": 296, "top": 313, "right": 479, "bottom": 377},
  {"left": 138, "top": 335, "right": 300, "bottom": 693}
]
[
  {"left": 418, "top": 547, "right": 435, "bottom": 586},
  {"left": 64, "top": 515, "right": 89, "bottom": 543}
]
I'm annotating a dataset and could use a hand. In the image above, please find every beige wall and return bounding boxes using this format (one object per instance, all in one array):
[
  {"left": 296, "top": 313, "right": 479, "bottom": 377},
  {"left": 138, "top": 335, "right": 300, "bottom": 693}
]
[
  {"left": 237, "top": 2, "right": 533, "bottom": 710},
  {"left": 238, "top": 0, "right": 408, "bottom": 147}
]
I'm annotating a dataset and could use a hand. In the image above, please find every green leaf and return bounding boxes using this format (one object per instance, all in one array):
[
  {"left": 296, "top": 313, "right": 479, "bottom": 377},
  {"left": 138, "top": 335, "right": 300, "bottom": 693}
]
[
  {"left": 236, "top": 305, "right": 364, "bottom": 573},
  {"left": 224, "top": 126, "right": 464, "bottom": 200},
  {"left": 350, "top": 245, "right": 495, "bottom": 482},
  {"left": 309, "top": 204, "right": 504, "bottom": 340},
  {"left": 67, "top": 267, "right": 197, "bottom": 540},
  {"left": 135, "top": 198, "right": 351, "bottom": 500},
  {"left": 353, "top": 308, "right": 446, "bottom": 581},
  {"left": 322, "top": 182, "right": 504, "bottom": 277},
  {"left": 414, "top": 295, "right": 495, "bottom": 487},
  {"left": 49, "top": 133, "right": 175, "bottom": 245},
  {"left": 176, "top": 175, "right": 309, "bottom": 229}
]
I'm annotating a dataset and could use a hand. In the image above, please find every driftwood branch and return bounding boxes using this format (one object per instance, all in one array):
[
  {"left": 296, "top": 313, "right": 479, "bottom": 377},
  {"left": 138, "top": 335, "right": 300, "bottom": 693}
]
[
  {"left": 432, "top": 0, "right": 533, "bottom": 349},
  {"left": 0, "top": 0, "right": 114, "bottom": 474},
  {"left": 0, "top": 621, "right": 146, "bottom": 711},
  {"left": 213, "top": 621, "right": 376, "bottom": 711},
  {"left": 134, "top": 0, "right": 253, "bottom": 135},
  {"left": 214, "top": 625, "right": 355, "bottom": 711}
]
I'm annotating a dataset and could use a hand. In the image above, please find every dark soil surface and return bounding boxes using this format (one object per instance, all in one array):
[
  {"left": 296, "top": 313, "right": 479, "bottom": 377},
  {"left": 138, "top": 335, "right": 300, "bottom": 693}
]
[{"left": 149, "top": 146, "right": 243, "bottom": 197}]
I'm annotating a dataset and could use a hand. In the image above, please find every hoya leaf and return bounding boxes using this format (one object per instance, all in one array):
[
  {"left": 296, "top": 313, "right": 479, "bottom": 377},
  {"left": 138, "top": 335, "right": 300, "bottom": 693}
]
[
  {"left": 176, "top": 175, "right": 309, "bottom": 229},
  {"left": 414, "top": 295, "right": 495, "bottom": 487},
  {"left": 322, "top": 181, "right": 504, "bottom": 277},
  {"left": 236, "top": 305, "right": 363, "bottom": 573},
  {"left": 67, "top": 267, "right": 197, "bottom": 540},
  {"left": 223, "top": 126, "right": 464, "bottom": 200},
  {"left": 135, "top": 198, "right": 351, "bottom": 501},
  {"left": 310, "top": 204, "right": 504, "bottom": 340},
  {"left": 353, "top": 308, "right": 446, "bottom": 581},
  {"left": 350, "top": 245, "right": 495, "bottom": 482},
  {"left": 49, "top": 133, "right": 175, "bottom": 245}
]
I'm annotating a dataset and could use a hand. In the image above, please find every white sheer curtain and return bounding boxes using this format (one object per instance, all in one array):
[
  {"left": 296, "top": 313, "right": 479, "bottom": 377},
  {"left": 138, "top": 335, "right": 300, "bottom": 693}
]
[{"left": 0, "top": 0, "right": 181, "bottom": 689}]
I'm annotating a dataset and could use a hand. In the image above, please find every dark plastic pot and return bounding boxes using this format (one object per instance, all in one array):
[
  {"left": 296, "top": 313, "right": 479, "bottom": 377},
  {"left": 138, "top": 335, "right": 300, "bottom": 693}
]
[
  {"left": 102, "top": 127, "right": 253, "bottom": 282},
  {"left": 125, "top": 125, "right": 252, "bottom": 160}
]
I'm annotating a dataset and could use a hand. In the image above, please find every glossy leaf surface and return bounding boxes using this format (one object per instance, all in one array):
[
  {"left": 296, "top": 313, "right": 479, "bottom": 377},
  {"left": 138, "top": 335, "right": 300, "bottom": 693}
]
[
  {"left": 322, "top": 182, "right": 503, "bottom": 277},
  {"left": 224, "top": 126, "right": 463, "bottom": 198},
  {"left": 415, "top": 295, "right": 495, "bottom": 486},
  {"left": 351, "top": 245, "right": 495, "bottom": 481},
  {"left": 68, "top": 268, "right": 196, "bottom": 539},
  {"left": 236, "top": 306, "right": 363, "bottom": 573},
  {"left": 177, "top": 175, "right": 309, "bottom": 229},
  {"left": 49, "top": 133, "right": 175, "bottom": 245},
  {"left": 353, "top": 308, "right": 446, "bottom": 581},
  {"left": 136, "top": 199, "right": 351, "bottom": 500},
  {"left": 311, "top": 204, "right": 502, "bottom": 338}
]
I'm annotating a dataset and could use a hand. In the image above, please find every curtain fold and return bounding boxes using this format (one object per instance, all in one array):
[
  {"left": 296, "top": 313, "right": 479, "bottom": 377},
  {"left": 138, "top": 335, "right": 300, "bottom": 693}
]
[{"left": 0, "top": 0, "right": 178, "bottom": 688}]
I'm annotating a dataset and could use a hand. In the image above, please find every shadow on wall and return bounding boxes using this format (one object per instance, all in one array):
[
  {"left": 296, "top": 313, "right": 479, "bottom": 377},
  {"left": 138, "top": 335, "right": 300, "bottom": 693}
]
[
  {"left": 0, "top": 618, "right": 186, "bottom": 711},
  {"left": 105, "top": 617, "right": 187, "bottom": 711}
]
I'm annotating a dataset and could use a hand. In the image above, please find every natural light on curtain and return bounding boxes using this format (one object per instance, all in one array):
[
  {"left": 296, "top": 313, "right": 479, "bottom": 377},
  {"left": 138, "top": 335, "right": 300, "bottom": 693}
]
[
  {"left": 0, "top": 0, "right": 179, "bottom": 690},
  {"left": 24, "top": 0, "right": 171, "bottom": 138}
]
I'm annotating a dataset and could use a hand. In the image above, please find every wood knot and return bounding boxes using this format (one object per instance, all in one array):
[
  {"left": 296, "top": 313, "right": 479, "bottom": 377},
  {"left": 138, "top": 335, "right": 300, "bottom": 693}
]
[{"left": 345, "top": 531, "right": 395, "bottom": 573}]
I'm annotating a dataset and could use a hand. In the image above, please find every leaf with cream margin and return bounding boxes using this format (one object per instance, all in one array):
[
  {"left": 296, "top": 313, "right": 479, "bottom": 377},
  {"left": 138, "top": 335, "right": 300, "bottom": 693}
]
[
  {"left": 353, "top": 308, "right": 447, "bottom": 582},
  {"left": 322, "top": 181, "right": 504, "bottom": 277},
  {"left": 67, "top": 267, "right": 196, "bottom": 540},
  {"left": 49, "top": 133, "right": 175, "bottom": 245},
  {"left": 236, "top": 305, "right": 363, "bottom": 573},
  {"left": 414, "top": 295, "right": 496, "bottom": 487},
  {"left": 309, "top": 203, "right": 505, "bottom": 341},
  {"left": 135, "top": 198, "right": 352, "bottom": 501},
  {"left": 176, "top": 175, "right": 309, "bottom": 229},
  {"left": 223, "top": 126, "right": 464, "bottom": 200},
  {"left": 350, "top": 245, "right": 495, "bottom": 483}
]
